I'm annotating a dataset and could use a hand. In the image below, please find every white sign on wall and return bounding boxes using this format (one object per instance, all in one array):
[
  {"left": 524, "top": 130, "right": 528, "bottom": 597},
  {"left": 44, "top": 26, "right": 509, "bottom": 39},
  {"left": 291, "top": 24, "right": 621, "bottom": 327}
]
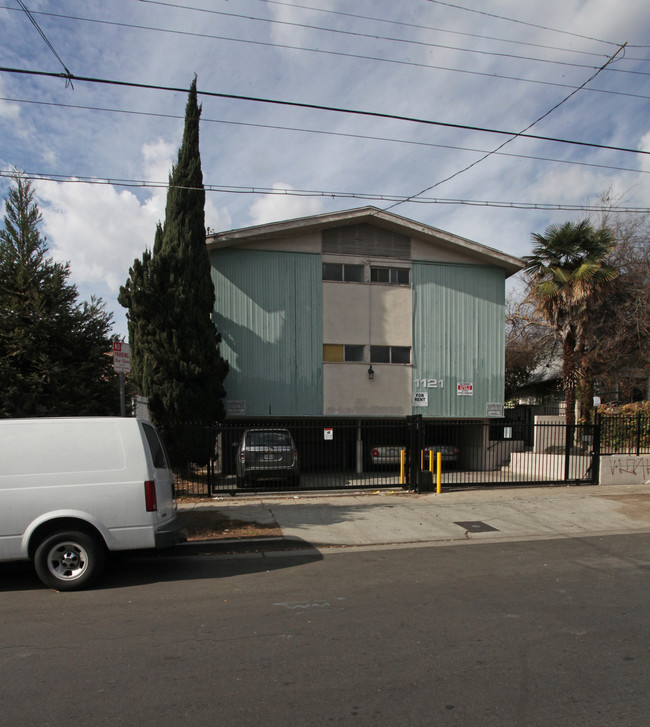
[
  {"left": 457, "top": 382, "right": 473, "bottom": 396},
  {"left": 412, "top": 391, "right": 429, "bottom": 407},
  {"left": 486, "top": 402, "right": 503, "bottom": 417},
  {"left": 324, "top": 428, "right": 333, "bottom": 440},
  {"left": 226, "top": 400, "right": 246, "bottom": 415}
]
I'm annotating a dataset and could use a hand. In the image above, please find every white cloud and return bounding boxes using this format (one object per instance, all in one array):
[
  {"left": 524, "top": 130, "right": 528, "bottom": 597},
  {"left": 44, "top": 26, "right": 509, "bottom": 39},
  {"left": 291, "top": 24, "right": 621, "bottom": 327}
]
[
  {"left": 248, "top": 184, "right": 325, "bottom": 226},
  {"left": 37, "top": 180, "right": 158, "bottom": 292},
  {"left": 0, "top": 99, "right": 20, "bottom": 120}
]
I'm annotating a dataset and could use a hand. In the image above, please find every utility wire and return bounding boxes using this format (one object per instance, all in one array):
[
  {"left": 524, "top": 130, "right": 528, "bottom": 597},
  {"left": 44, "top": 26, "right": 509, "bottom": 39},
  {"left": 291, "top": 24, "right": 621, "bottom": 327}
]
[
  {"left": 2, "top": 66, "right": 649, "bottom": 157},
  {"left": 385, "top": 43, "right": 630, "bottom": 212},
  {"left": 3, "top": 6, "right": 649, "bottom": 92},
  {"left": 426, "top": 0, "right": 626, "bottom": 47},
  {"left": 3, "top": 169, "right": 648, "bottom": 213},
  {"left": 4, "top": 95, "right": 647, "bottom": 177},
  {"left": 15, "top": 0, "right": 74, "bottom": 87},
  {"left": 124, "top": 1, "right": 649, "bottom": 75},
  {"left": 251, "top": 0, "right": 648, "bottom": 58}
]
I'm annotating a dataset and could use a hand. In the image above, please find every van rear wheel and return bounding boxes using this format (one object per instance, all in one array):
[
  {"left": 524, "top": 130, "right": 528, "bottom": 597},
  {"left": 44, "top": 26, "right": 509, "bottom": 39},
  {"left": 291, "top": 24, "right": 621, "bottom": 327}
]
[{"left": 34, "top": 530, "right": 105, "bottom": 591}]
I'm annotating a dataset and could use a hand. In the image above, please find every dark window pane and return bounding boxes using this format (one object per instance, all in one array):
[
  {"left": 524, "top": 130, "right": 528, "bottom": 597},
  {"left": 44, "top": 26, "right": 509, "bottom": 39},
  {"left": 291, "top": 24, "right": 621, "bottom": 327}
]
[
  {"left": 370, "top": 267, "right": 389, "bottom": 283},
  {"left": 391, "top": 346, "right": 411, "bottom": 364},
  {"left": 322, "top": 263, "right": 342, "bottom": 281},
  {"left": 142, "top": 423, "right": 168, "bottom": 469},
  {"left": 370, "top": 345, "right": 390, "bottom": 363},
  {"left": 344, "top": 264, "right": 364, "bottom": 282},
  {"left": 345, "top": 345, "right": 365, "bottom": 362},
  {"left": 393, "top": 268, "right": 410, "bottom": 285}
]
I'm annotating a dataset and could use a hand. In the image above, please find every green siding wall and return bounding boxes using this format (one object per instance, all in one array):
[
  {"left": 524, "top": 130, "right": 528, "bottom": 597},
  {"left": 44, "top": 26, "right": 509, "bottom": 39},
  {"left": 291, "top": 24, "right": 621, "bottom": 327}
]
[
  {"left": 210, "top": 249, "right": 323, "bottom": 416},
  {"left": 412, "top": 262, "right": 505, "bottom": 417}
]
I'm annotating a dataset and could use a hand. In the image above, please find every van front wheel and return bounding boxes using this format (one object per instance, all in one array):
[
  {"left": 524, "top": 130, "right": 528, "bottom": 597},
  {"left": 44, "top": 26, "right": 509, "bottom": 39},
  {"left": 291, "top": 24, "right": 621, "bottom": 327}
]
[{"left": 34, "top": 531, "right": 105, "bottom": 591}]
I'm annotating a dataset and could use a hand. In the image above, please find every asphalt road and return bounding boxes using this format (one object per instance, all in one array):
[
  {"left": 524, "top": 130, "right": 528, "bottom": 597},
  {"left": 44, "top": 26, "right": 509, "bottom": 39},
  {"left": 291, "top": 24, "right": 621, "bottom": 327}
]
[{"left": 1, "top": 534, "right": 649, "bottom": 726}]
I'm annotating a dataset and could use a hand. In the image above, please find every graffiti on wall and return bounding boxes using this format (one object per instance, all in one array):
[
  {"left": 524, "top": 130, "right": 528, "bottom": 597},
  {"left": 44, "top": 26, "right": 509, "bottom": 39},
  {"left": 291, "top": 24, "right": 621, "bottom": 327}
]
[{"left": 605, "top": 457, "right": 650, "bottom": 480}]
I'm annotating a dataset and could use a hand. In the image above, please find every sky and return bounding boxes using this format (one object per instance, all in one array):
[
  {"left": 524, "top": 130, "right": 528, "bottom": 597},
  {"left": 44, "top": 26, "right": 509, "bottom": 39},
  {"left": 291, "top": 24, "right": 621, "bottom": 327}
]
[{"left": 1, "top": 0, "right": 649, "bottom": 339}]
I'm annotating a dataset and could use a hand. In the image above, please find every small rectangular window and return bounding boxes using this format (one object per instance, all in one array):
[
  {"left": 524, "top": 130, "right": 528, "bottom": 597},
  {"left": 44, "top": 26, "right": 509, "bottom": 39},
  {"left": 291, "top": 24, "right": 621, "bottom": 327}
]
[
  {"left": 322, "top": 263, "right": 342, "bottom": 281},
  {"left": 344, "top": 264, "right": 364, "bottom": 282},
  {"left": 370, "top": 346, "right": 390, "bottom": 363},
  {"left": 142, "top": 423, "right": 168, "bottom": 469},
  {"left": 370, "top": 266, "right": 410, "bottom": 285},
  {"left": 344, "top": 345, "right": 365, "bottom": 362},
  {"left": 392, "top": 268, "right": 410, "bottom": 285},
  {"left": 391, "top": 346, "right": 411, "bottom": 364},
  {"left": 370, "top": 267, "right": 389, "bottom": 283},
  {"left": 323, "top": 344, "right": 344, "bottom": 362}
]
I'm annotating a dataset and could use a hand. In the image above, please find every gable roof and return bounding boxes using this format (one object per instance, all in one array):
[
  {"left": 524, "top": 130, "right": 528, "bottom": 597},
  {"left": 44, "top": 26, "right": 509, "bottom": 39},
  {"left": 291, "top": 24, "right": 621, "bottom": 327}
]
[{"left": 206, "top": 206, "right": 524, "bottom": 277}]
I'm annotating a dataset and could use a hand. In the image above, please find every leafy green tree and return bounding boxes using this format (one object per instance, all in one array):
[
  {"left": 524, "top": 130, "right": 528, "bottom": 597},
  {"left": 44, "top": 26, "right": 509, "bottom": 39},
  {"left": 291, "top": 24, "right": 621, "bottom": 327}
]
[
  {"left": 524, "top": 220, "right": 617, "bottom": 425},
  {"left": 119, "top": 78, "right": 228, "bottom": 465},
  {"left": 581, "top": 212, "right": 650, "bottom": 406},
  {"left": 0, "top": 171, "right": 118, "bottom": 416}
]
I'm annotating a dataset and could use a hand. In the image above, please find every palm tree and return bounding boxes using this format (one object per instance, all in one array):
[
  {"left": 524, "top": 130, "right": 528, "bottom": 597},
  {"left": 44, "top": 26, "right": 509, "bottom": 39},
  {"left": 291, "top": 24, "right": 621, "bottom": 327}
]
[{"left": 524, "top": 220, "right": 617, "bottom": 426}]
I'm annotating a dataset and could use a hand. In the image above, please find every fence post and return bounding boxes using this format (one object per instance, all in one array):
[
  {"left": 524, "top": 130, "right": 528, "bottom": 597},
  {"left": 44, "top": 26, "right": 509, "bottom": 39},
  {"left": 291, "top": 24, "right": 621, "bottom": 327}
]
[
  {"left": 406, "top": 414, "right": 423, "bottom": 490},
  {"left": 592, "top": 413, "right": 601, "bottom": 484},
  {"left": 564, "top": 421, "right": 572, "bottom": 482},
  {"left": 636, "top": 410, "right": 642, "bottom": 456}
]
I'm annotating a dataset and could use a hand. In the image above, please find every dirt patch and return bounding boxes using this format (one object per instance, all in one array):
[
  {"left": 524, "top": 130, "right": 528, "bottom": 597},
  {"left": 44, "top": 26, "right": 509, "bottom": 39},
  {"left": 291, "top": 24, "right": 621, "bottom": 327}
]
[
  {"left": 181, "top": 509, "right": 282, "bottom": 541},
  {"left": 598, "top": 493, "right": 650, "bottom": 522}
]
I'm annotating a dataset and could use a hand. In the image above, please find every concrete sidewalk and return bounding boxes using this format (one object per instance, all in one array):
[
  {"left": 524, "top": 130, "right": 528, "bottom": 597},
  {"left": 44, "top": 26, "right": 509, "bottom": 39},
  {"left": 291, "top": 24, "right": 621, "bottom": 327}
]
[{"left": 179, "top": 483, "right": 650, "bottom": 549}]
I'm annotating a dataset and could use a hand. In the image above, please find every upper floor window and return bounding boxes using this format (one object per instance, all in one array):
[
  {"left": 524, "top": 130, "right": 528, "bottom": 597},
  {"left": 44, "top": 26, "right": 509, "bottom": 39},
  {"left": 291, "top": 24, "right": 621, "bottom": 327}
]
[
  {"left": 370, "top": 266, "right": 410, "bottom": 285},
  {"left": 370, "top": 345, "right": 411, "bottom": 364},
  {"left": 322, "top": 263, "right": 364, "bottom": 282},
  {"left": 323, "top": 344, "right": 365, "bottom": 362}
]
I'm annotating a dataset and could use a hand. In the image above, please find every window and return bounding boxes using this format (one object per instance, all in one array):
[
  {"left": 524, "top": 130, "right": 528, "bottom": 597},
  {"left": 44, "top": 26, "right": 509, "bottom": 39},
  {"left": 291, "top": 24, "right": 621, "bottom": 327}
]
[
  {"left": 323, "top": 262, "right": 364, "bottom": 282},
  {"left": 370, "top": 346, "right": 390, "bottom": 363},
  {"left": 371, "top": 346, "right": 411, "bottom": 364},
  {"left": 344, "top": 345, "right": 365, "bottom": 362},
  {"left": 344, "top": 264, "right": 364, "bottom": 282},
  {"left": 370, "top": 266, "right": 410, "bottom": 285},
  {"left": 323, "top": 344, "right": 366, "bottom": 362},
  {"left": 322, "top": 263, "right": 342, "bottom": 281},
  {"left": 142, "top": 423, "right": 169, "bottom": 469},
  {"left": 391, "top": 346, "right": 411, "bottom": 364},
  {"left": 323, "top": 344, "right": 344, "bottom": 362}
]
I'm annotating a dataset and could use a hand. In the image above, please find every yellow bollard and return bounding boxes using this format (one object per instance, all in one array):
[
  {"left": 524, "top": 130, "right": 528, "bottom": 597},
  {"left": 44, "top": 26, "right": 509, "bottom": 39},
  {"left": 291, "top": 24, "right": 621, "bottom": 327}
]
[
  {"left": 437, "top": 451, "right": 442, "bottom": 493},
  {"left": 400, "top": 449, "right": 406, "bottom": 485}
]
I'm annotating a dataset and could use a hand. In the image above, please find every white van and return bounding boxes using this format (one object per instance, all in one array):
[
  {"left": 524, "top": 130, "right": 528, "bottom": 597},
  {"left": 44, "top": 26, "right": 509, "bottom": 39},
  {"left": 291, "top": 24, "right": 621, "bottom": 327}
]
[{"left": 0, "top": 417, "right": 185, "bottom": 590}]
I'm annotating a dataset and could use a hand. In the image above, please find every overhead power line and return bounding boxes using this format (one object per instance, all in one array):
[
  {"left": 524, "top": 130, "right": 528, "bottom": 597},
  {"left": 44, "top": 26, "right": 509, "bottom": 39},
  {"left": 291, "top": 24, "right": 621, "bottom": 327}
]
[
  {"left": 386, "top": 43, "right": 630, "bottom": 211},
  {"left": 3, "top": 169, "right": 648, "bottom": 213},
  {"left": 15, "top": 0, "right": 74, "bottom": 86},
  {"left": 2, "top": 67, "right": 649, "bottom": 157},
  {"left": 123, "top": 1, "right": 649, "bottom": 75},
  {"left": 5, "top": 95, "right": 648, "bottom": 177},
  {"left": 426, "top": 0, "right": 624, "bottom": 47},
  {"left": 252, "top": 0, "right": 649, "bottom": 56},
  {"left": 3, "top": 5, "right": 649, "bottom": 94}
]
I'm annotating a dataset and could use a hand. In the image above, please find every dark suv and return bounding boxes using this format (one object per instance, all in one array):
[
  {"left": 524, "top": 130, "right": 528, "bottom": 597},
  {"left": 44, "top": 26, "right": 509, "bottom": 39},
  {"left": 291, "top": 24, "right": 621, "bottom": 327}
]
[{"left": 236, "top": 429, "right": 299, "bottom": 488}]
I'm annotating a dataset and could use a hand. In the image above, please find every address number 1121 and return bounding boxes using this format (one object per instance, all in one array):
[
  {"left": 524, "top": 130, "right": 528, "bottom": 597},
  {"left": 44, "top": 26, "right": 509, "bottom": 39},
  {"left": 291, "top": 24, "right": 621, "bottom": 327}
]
[{"left": 414, "top": 379, "right": 444, "bottom": 389}]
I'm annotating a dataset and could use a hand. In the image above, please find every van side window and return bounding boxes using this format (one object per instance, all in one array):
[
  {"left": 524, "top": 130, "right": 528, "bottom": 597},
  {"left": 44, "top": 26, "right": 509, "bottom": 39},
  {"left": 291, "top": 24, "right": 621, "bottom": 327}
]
[{"left": 142, "top": 423, "right": 168, "bottom": 469}]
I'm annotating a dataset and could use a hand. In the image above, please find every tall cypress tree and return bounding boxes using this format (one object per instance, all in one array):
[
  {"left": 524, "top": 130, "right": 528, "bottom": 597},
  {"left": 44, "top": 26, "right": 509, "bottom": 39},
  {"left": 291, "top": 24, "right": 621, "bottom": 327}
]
[{"left": 119, "top": 78, "right": 228, "bottom": 464}]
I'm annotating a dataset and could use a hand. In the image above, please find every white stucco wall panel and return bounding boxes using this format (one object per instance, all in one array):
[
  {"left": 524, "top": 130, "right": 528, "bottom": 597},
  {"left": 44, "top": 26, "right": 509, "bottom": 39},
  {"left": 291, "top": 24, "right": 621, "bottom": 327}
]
[
  {"left": 322, "top": 283, "right": 370, "bottom": 343},
  {"left": 323, "top": 363, "right": 412, "bottom": 416},
  {"left": 323, "top": 282, "right": 411, "bottom": 346}
]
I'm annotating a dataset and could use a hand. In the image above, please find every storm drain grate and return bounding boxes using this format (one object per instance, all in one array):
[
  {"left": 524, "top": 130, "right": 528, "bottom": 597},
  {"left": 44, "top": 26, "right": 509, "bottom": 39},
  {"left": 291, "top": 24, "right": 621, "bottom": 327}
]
[{"left": 454, "top": 520, "right": 499, "bottom": 533}]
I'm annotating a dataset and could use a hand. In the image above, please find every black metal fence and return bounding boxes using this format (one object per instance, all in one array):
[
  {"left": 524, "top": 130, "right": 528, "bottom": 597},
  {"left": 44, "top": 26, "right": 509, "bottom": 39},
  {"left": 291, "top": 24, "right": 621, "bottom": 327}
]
[
  {"left": 173, "top": 414, "right": 608, "bottom": 497},
  {"left": 597, "top": 412, "right": 650, "bottom": 455}
]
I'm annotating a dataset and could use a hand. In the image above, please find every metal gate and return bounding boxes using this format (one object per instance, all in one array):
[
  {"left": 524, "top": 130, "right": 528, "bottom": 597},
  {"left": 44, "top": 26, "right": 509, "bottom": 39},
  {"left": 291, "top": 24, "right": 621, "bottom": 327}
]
[{"left": 173, "top": 416, "right": 599, "bottom": 497}]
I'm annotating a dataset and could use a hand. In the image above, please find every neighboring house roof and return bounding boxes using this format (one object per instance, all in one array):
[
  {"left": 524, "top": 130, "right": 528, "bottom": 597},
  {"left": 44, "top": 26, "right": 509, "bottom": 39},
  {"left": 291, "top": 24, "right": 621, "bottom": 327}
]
[{"left": 206, "top": 206, "right": 524, "bottom": 277}]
